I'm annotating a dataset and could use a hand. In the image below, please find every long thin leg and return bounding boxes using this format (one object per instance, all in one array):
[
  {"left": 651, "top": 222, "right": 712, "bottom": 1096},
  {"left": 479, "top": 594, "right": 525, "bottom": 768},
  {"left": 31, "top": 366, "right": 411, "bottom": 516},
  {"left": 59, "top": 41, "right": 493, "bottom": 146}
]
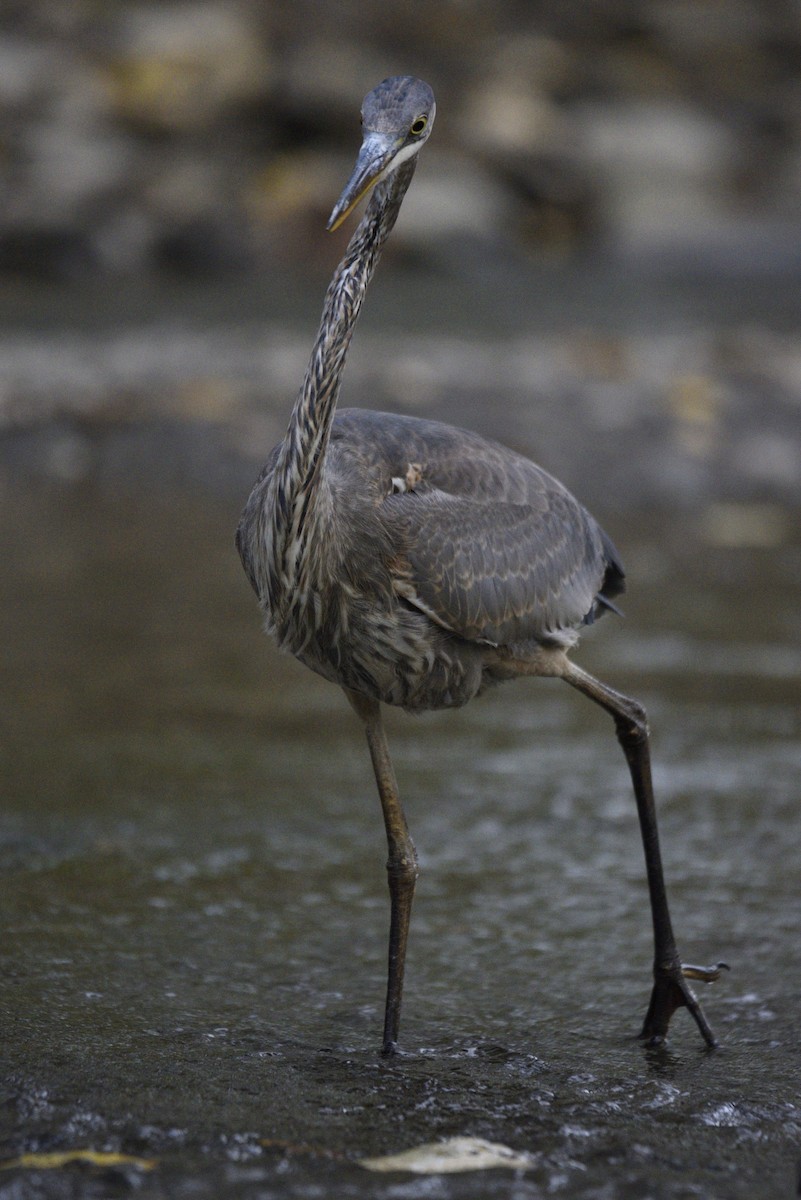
[
  {"left": 344, "top": 688, "right": 418, "bottom": 1055},
  {"left": 562, "top": 661, "right": 726, "bottom": 1047}
]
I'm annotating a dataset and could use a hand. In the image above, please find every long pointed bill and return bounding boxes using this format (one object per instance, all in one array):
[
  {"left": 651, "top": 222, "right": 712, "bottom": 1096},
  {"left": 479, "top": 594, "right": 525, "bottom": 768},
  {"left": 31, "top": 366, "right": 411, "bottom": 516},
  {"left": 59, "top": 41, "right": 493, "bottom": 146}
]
[{"left": 327, "top": 132, "right": 400, "bottom": 232}]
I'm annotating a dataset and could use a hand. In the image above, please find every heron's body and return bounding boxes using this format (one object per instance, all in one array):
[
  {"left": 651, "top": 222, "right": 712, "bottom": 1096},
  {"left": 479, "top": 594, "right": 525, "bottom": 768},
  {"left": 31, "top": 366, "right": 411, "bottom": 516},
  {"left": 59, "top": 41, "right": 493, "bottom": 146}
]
[
  {"left": 238, "top": 406, "right": 624, "bottom": 711},
  {"left": 237, "top": 76, "right": 725, "bottom": 1054}
]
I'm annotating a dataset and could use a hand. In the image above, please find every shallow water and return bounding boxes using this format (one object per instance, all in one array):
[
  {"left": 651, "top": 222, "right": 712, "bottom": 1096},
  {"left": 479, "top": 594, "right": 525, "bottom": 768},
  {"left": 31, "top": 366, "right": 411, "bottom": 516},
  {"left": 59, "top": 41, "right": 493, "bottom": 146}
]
[{"left": 1, "top": 481, "right": 799, "bottom": 1198}]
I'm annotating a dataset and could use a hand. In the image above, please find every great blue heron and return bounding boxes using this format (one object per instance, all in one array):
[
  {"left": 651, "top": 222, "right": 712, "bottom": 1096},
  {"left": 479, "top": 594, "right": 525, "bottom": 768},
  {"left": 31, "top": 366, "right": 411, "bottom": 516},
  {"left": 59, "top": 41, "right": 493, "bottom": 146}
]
[{"left": 237, "top": 75, "right": 726, "bottom": 1055}]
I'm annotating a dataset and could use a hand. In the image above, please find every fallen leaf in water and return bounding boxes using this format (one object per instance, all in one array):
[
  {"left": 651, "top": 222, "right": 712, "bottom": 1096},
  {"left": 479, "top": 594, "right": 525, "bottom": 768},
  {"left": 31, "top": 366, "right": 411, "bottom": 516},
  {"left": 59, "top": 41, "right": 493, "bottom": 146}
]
[
  {"left": 1, "top": 1150, "right": 157, "bottom": 1172},
  {"left": 360, "top": 1135, "right": 534, "bottom": 1174}
]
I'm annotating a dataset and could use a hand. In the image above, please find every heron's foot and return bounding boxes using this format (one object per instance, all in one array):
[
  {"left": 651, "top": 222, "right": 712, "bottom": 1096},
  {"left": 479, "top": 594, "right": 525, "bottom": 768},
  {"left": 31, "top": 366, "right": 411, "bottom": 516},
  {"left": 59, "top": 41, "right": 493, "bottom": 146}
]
[{"left": 640, "top": 958, "right": 729, "bottom": 1049}]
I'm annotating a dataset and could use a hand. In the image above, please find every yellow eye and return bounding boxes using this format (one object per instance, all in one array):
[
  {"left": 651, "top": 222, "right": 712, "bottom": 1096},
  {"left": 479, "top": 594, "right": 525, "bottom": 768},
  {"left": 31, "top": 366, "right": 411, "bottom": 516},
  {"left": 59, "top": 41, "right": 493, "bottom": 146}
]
[{"left": 410, "top": 115, "right": 428, "bottom": 136}]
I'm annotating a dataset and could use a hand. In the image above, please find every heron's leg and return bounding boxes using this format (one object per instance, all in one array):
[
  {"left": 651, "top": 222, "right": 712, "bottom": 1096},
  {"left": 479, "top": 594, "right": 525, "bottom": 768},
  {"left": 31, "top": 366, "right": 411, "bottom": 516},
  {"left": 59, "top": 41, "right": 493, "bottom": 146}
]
[
  {"left": 562, "top": 661, "right": 726, "bottom": 1047},
  {"left": 344, "top": 688, "right": 418, "bottom": 1056}
]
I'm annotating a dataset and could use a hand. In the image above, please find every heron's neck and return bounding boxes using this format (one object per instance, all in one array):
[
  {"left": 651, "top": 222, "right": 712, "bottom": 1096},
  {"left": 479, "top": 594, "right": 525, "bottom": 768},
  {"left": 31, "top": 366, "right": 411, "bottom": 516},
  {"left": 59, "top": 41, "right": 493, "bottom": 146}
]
[{"left": 272, "top": 157, "right": 417, "bottom": 540}]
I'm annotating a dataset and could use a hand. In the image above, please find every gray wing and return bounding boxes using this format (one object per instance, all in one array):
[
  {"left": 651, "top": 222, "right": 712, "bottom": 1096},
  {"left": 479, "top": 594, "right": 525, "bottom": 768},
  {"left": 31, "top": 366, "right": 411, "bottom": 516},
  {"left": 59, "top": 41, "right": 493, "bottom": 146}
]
[
  {"left": 382, "top": 486, "right": 620, "bottom": 646},
  {"left": 329, "top": 410, "right": 623, "bottom": 647}
]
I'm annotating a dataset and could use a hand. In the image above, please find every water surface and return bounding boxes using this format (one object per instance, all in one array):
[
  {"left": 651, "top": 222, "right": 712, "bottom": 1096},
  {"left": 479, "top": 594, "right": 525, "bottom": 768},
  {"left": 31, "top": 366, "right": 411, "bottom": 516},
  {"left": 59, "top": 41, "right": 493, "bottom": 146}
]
[{"left": 1, "top": 481, "right": 799, "bottom": 1198}]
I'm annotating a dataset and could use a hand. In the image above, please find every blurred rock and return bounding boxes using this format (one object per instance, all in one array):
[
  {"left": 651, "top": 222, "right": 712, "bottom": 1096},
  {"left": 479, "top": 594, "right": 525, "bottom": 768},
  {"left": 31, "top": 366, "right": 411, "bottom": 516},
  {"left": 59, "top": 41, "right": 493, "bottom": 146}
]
[
  {"left": 460, "top": 35, "right": 573, "bottom": 158},
  {"left": 573, "top": 100, "right": 738, "bottom": 260},
  {"left": 0, "top": 0, "right": 799, "bottom": 278},
  {"left": 458, "top": 35, "right": 594, "bottom": 250},
  {"left": 1, "top": 320, "right": 799, "bottom": 513},
  {"left": 278, "top": 37, "right": 388, "bottom": 128},
  {"left": 102, "top": 3, "right": 273, "bottom": 133}
]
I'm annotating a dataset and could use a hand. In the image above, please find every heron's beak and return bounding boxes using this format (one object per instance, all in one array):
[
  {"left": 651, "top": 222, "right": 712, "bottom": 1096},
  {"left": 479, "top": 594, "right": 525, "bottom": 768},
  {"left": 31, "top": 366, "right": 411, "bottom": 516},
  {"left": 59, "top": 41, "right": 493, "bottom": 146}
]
[{"left": 327, "top": 132, "right": 400, "bottom": 232}]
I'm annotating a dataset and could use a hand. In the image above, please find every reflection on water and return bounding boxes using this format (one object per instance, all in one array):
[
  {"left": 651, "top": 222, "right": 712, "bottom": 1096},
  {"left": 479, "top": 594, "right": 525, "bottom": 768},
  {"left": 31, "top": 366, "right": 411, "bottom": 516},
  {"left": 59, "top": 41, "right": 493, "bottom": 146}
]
[{"left": 1, "top": 480, "right": 799, "bottom": 1199}]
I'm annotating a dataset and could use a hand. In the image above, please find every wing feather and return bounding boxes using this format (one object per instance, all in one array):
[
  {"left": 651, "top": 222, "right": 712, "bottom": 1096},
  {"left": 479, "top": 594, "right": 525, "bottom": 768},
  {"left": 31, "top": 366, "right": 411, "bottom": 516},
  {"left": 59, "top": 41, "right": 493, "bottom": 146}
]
[
  {"left": 382, "top": 488, "right": 611, "bottom": 645},
  {"left": 327, "top": 408, "right": 625, "bottom": 647}
]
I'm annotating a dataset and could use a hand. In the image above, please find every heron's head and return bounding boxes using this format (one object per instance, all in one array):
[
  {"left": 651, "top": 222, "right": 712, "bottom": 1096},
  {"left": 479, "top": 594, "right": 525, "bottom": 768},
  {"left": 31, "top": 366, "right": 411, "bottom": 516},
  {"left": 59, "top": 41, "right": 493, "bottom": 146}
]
[{"left": 327, "top": 76, "right": 436, "bottom": 232}]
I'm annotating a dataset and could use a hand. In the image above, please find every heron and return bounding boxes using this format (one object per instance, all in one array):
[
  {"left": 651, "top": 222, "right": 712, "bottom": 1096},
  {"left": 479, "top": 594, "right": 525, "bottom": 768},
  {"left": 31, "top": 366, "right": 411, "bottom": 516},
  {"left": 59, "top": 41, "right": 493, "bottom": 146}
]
[{"left": 236, "top": 75, "right": 726, "bottom": 1055}]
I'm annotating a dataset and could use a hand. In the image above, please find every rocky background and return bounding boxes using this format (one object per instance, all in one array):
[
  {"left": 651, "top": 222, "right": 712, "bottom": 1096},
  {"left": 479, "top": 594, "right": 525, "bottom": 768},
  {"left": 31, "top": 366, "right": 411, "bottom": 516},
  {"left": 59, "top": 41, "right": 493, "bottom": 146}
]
[{"left": 1, "top": 0, "right": 800, "bottom": 522}]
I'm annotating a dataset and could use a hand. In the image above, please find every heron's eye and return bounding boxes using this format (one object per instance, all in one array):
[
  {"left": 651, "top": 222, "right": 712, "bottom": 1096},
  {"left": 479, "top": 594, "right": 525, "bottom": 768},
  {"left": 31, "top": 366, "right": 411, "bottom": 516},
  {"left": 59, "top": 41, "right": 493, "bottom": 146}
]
[{"left": 409, "top": 115, "right": 428, "bottom": 136}]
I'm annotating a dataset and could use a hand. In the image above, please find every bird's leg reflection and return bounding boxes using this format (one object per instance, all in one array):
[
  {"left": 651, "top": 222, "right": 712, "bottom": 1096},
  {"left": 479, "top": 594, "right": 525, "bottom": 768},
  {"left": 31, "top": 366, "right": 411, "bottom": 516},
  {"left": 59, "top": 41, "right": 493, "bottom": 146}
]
[
  {"left": 345, "top": 688, "right": 419, "bottom": 1056},
  {"left": 562, "top": 662, "right": 725, "bottom": 1048}
]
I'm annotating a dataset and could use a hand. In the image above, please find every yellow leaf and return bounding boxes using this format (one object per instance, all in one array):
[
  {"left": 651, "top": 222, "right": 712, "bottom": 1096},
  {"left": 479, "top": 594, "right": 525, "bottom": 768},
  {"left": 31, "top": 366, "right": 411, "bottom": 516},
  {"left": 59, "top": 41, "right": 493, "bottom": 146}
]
[{"left": 1, "top": 1150, "right": 157, "bottom": 1172}]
